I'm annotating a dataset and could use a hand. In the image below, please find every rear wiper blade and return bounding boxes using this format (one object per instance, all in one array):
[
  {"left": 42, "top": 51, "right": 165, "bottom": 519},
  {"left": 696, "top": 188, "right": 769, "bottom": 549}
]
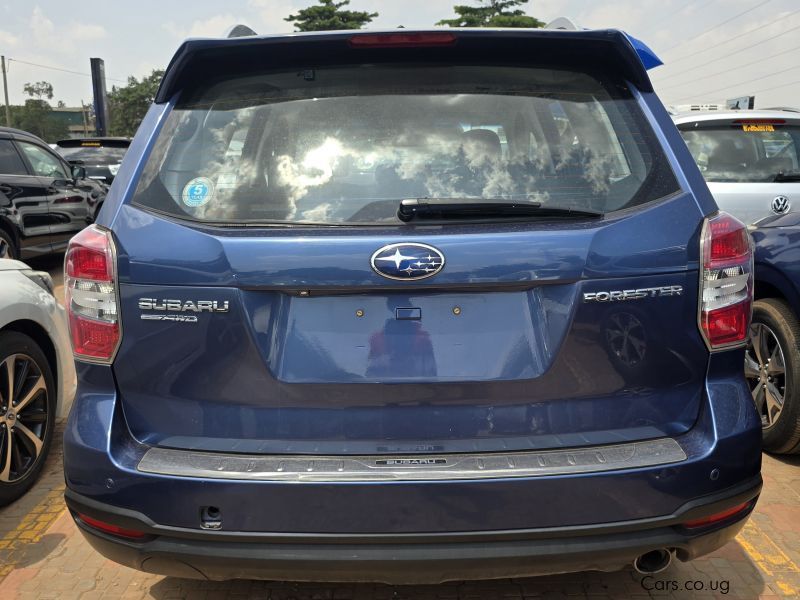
[
  {"left": 397, "top": 198, "right": 603, "bottom": 222},
  {"left": 773, "top": 172, "right": 800, "bottom": 182}
]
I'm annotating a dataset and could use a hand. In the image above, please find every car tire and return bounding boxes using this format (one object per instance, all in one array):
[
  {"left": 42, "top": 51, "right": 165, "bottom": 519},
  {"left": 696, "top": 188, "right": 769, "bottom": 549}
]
[
  {"left": 0, "top": 229, "right": 17, "bottom": 260},
  {"left": 745, "top": 299, "right": 800, "bottom": 454},
  {"left": 0, "top": 332, "right": 56, "bottom": 506}
]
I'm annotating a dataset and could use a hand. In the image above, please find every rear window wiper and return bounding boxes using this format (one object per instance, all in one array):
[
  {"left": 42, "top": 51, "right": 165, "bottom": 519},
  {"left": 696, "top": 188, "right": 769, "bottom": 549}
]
[
  {"left": 774, "top": 172, "right": 800, "bottom": 182},
  {"left": 397, "top": 198, "right": 603, "bottom": 222}
]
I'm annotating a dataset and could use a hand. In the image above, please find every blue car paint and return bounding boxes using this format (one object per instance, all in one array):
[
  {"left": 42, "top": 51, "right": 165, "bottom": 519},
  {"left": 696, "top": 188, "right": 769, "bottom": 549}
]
[
  {"left": 623, "top": 34, "right": 663, "bottom": 71},
  {"left": 751, "top": 213, "right": 800, "bottom": 313},
  {"left": 65, "top": 355, "right": 760, "bottom": 534},
  {"left": 113, "top": 272, "right": 703, "bottom": 451},
  {"left": 64, "top": 28, "right": 762, "bottom": 581}
]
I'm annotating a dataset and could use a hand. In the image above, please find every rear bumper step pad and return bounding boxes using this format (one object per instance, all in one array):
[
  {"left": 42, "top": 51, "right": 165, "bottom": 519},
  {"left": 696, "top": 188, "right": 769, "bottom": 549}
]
[{"left": 137, "top": 437, "right": 686, "bottom": 482}]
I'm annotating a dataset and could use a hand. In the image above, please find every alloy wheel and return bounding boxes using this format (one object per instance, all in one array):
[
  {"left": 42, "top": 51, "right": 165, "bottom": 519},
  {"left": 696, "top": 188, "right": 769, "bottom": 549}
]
[
  {"left": 745, "top": 323, "right": 786, "bottom": 429},
  {"left": 0, "top": 354, "right": 49, "bottom": 483}
]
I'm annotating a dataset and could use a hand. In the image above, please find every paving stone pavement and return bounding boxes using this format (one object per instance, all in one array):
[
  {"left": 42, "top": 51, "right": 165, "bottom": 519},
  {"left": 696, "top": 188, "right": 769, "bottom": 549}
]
[
  {"left": 1, "top": 255, "right": 798, "bottom": 599},
  {"left": 0, "top": 419, "right": 798, "bottom": 600}
]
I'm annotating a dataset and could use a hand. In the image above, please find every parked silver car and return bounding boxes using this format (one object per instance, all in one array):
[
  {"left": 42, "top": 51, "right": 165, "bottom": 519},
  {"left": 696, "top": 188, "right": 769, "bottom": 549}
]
[
  {"left": 673, "top": 110, "right": 800, "bottom": 225},
  {"left": 0, "top": 254, "right": 76, "bottom": 504}
]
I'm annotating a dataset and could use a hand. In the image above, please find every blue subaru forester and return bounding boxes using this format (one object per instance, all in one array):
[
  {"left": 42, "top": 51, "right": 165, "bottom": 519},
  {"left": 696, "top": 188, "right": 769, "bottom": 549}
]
[{"left": 62, "top": 28, "right": 762, "bottom": 583}]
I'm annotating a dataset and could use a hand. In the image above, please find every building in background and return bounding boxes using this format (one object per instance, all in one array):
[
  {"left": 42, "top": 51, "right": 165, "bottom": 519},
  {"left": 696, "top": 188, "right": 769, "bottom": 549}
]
[{"left": 51, "top": 105, "right": 95, "bottom": 138}]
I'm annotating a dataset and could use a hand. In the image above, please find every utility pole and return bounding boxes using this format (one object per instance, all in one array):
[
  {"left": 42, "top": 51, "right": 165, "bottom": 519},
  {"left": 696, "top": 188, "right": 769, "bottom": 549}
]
[
  {"left": 80, "top": 100, "right": 89, "bottom": 135},
  {"left": 1, "top": 56, "right": 10, "bottom": 127}
]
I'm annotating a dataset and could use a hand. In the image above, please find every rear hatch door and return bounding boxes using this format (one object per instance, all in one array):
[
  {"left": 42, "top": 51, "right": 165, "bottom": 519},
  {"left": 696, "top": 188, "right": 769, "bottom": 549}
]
[{"left": 110, "top": 30, "right": 708, "bottom": 455}]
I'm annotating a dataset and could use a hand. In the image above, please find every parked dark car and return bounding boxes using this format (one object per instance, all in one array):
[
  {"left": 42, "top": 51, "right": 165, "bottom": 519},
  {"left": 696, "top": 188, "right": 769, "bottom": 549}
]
[
  {"left": 0, "top": 258, "right": 76, "bottom": 506},
  {"left": 54, "top": 137, "right": 130, "bottom": 186},
  {"left": 62, "top": 28, "right": 762, "bottom": 583},
  {"left": 0, "top": 127, "right": 106, "bottom": 260}
]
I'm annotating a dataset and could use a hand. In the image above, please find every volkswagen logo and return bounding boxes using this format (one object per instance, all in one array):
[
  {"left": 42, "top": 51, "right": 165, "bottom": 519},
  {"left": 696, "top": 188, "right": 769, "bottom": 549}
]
[
  {"left": 370, "top": 243, "right": 445, "bottom": 281},
  {"left": 772, "top": 195, "right": 790, "bottom": 215}
]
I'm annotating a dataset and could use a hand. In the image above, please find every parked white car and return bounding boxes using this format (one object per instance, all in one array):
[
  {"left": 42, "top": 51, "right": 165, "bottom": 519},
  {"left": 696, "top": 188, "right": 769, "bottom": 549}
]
[
  {"left": 673, "top": 109, "right": 800, "bottom": 225},
  {"left": 0, "top": 257, "right": 76, "bottom": 505}
]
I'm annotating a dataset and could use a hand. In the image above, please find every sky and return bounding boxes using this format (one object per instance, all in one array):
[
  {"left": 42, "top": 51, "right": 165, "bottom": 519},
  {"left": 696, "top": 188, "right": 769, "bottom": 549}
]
[{"left": 0, "top": 0, "right": 798, "bottom": 110}]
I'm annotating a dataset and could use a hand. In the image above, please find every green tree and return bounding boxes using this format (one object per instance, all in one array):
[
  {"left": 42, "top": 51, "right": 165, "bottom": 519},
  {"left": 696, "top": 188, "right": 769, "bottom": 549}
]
[
  {"left": 23, "top": 81, "right": 54, "bottom": 101},
  {"left": 107, "top": 69, "right": 164, "bottom": 137},
  {"left": 437, "top": 0, "right": 544, "bottom": 28},
  {"left": 285, "top": 0, "right": 377, "bottom": 32},
  {"left": 10, "top": 80, "right": 67, "bottom": 141}
]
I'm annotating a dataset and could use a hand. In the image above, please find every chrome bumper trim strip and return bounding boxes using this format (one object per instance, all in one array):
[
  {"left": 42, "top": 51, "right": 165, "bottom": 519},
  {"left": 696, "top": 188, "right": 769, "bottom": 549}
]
[{"left": 137, "top": 438, "right": 686, "bottom": 482}]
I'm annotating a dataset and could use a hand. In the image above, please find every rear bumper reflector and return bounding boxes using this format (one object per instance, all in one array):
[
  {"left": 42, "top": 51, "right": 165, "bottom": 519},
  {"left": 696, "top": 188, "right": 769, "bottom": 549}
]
[
  {"left": 681, "top": 501, "right": 753, "bottom": 529},
  {"left": 78, "top": 513, "right": 147, "bottom": 539},
  {"left": 137, "top": 438, "right": 686, "bottom": 482}
]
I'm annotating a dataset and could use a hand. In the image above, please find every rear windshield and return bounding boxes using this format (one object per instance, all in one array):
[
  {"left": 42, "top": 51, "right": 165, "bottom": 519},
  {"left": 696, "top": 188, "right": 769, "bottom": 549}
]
[
  {"left": 132, "top": 65, "right": 678, "bottom": 225},
  {"left": 679, "top": 122, "right": 800, "bottom": 183},
  {"left": 57, "top": 145, "right": 128, "bottom": 164}
]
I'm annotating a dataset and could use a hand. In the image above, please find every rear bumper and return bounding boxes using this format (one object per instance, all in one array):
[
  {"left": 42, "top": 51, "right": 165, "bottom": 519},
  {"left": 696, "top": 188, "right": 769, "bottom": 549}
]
[
  {"left": 63, "top": 355, "right": 763, "bottom": 582},
  {"left": 66, "top": 479, "right": 760, "bottom": 584}
]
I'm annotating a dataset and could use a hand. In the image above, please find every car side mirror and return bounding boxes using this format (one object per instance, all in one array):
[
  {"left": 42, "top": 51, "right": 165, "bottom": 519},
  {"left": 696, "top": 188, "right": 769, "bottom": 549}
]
[{"left": 72, "top": 165, "right": 87, "bottom": 180}]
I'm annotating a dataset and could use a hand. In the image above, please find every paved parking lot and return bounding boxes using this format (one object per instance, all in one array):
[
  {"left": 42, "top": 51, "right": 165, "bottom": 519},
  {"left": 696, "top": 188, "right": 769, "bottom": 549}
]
[{"left": 0, "top": 255, "right": 798, "bottom": 599}]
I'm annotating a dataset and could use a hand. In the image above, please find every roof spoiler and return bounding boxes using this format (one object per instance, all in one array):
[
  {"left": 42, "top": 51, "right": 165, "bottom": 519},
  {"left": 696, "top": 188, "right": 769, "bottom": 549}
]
[
  {"left": 545, "top": 17, "right": 662, "bottom": 71},
  {"left": 155, "top": 28, "right": 657, "bottom": 103}
]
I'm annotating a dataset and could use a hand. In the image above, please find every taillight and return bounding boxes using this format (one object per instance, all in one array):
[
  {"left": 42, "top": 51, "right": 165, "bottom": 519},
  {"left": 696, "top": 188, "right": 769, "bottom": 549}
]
[
  {"left": 698, "top": 212, "right": 753, "bottom": 349},
  {"left": 65, "top": 225, "right": 120, "bottom": 363},
  {"left": 732, "top": 119, "right": 786, "bottom": 125}
]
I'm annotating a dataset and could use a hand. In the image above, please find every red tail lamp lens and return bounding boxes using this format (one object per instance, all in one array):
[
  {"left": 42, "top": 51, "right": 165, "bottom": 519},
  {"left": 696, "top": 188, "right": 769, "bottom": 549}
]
[{"left": 65, "top": 226, "right": 113, "bottom": 281}]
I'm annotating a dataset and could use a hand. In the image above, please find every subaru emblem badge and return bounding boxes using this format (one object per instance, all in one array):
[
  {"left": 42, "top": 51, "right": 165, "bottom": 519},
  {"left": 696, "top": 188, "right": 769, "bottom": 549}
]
[{"left": 370, "top": 243, "right": 445, "bottom": 281}]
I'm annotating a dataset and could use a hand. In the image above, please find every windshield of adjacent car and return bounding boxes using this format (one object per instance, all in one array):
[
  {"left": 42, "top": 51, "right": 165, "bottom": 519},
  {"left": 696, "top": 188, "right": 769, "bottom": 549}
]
[
  {"left": 679, "top": 121, "right": 800, "bottom": 183},
  {"left": 132, "top": 65, "right": 678, "bottom": 225},
  {"left": 57, "top": 144, "right": 127, "bottom": 164}
]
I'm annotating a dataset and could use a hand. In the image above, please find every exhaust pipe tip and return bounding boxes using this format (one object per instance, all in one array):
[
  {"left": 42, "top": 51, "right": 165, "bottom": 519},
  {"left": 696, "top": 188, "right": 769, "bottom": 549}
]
[{"left": 633, "top": 548, "right": 673, "bottom": 575}]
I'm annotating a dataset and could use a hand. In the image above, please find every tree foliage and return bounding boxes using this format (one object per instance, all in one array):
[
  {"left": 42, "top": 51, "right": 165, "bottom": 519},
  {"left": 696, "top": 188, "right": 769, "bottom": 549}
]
[
  {"left": 107, "top": 69, "right": 164, "bottom": 137},
  {"left": 10, "top": 80, "right": 67, "bottom": 141},
  {"left": 437, "top": 0, "right": 544, "bottom": 28},
  {"left": 23, "top": 81, "right": 54, "bottom": 101},
  {"left": 285, "top": 0, "right": 377, "bottom": 32}
]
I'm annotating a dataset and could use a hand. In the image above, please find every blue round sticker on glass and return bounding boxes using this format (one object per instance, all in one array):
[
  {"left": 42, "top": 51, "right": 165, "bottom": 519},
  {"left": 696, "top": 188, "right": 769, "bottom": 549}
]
[{"left": 182, "top": 177, "right": 214, "bottom": 208}]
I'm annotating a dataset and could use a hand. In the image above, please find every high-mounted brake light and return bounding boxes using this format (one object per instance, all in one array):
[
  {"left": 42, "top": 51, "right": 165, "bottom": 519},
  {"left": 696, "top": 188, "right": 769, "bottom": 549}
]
[
  {"left": 348, "top": 32, "right": 457, "bottom": 48},
  {"left": 65, "top": 225, "right": 120, "bottom": 363},
  {"left": 732, "top": 119, "right": 786, "bottom": 125},
  {"left": 698, "top": 212, "right": 753, "bottom": 349}
]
